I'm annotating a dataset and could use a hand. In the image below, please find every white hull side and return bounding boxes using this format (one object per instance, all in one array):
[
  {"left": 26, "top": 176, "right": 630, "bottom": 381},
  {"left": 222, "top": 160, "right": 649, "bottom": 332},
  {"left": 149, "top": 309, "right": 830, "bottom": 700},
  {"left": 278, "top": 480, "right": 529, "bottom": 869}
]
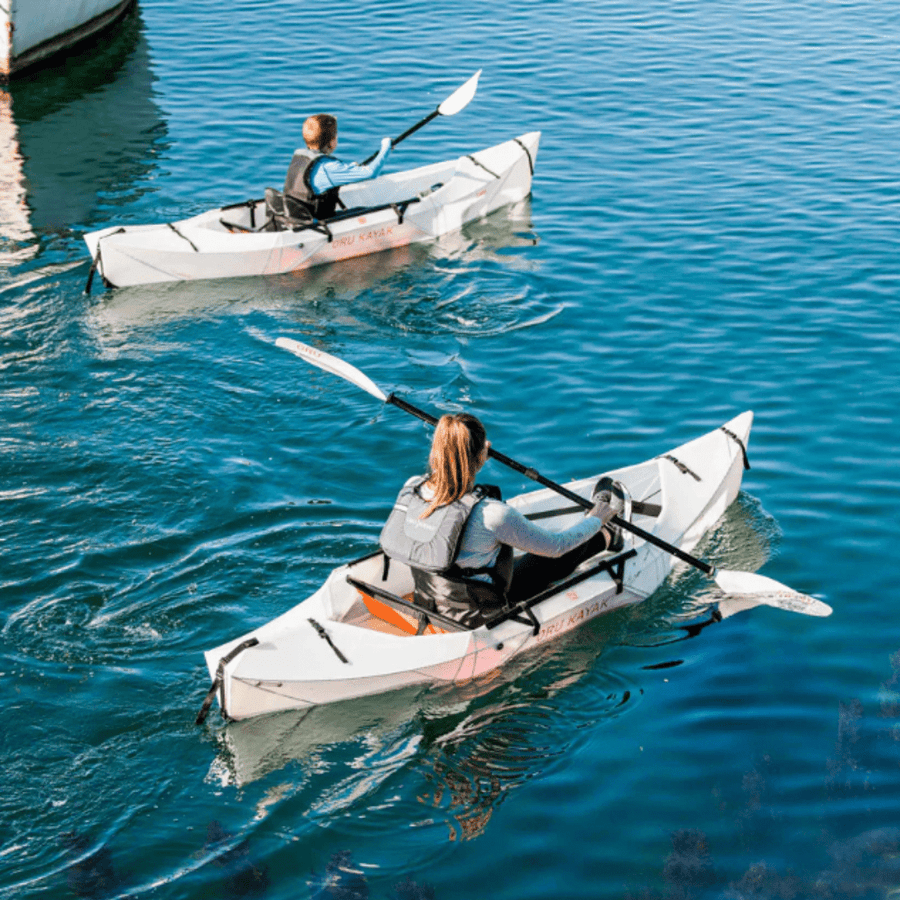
[
  {"left": 1, "top": 0, "right": 134, "bottom": 78},
  {"left": 84, "top": 132, "right": 540, "bottom": 288},
  {"left": 204, "top": 412, "right": 752, "bottom": 721}
]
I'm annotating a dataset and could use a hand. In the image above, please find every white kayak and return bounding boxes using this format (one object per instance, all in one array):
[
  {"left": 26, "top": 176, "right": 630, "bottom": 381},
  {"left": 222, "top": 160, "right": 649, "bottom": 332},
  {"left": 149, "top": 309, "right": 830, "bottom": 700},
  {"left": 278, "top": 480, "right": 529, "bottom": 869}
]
[
  {"left": 84, "top": 131, "right": 540, "bottom": 289},
  {"left": 201, "top": 410, "right": 786, "bottom": 723}
]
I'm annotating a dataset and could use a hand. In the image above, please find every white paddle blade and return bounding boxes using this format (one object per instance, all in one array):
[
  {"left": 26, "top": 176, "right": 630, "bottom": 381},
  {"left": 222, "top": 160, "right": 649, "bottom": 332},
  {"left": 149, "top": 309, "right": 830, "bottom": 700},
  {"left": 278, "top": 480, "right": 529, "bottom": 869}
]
[
  {"left": 438, "top": 69, "right": 482, "bottom": 117},
  {"left": 714, "top": 569, "right": 832, "bottom": 617},
  {"left": 275, "top": 337, "right": 388, "bottom": 402}
]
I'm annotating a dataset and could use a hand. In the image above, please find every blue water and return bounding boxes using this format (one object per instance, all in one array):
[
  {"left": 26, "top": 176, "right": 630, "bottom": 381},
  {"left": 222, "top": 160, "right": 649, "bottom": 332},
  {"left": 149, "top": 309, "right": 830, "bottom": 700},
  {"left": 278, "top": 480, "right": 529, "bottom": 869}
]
[{"left": 2, "top": 0, "right": 900, "bottom": 897}]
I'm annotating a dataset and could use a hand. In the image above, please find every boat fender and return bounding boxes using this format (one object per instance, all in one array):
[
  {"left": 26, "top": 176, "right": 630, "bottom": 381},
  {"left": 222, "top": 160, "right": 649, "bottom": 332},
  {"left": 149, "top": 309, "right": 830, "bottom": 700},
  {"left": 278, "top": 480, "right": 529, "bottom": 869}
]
[
  {"left": 720, "top": 426, "right": 751, "bottom": 469},
  {"left": 195, "top": 637, "right": 259, "bottom": 725},
  {"left": 659, "top": 454, "right": 701, "bottom": 481}
]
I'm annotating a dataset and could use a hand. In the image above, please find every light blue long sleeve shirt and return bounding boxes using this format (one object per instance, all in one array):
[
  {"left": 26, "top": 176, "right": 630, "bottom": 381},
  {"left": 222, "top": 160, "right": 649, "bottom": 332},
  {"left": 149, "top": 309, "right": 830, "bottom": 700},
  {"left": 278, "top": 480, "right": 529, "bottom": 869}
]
[
  {"left": 415, "top": 483, "right": 603, "bottom": 573},
  {"left": 308, "top": 142, "right": 391, "bottom": 195}
]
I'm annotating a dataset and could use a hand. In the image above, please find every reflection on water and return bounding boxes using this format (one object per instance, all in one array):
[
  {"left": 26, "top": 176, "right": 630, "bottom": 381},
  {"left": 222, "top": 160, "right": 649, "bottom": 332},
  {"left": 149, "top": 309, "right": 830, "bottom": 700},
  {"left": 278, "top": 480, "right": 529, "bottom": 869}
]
[
  {"left": 308, "top": 851, "right": 435, "bottom": 900},
  {"left": 620, "top": 643, "right": 900, "bottom": 898},
  {"left": 63, "top": 832, "right": 122, "bottom": 899},
  {"left": 1, "top": 3, "right": 164, "bottom": 264},
  {"left": 624, "top": 493, "right": 784, "bottom": 652},
  {"left": 203, "top": 821, "right": 269, "bottom": 898},
  {"left": 0, "top": 90, "right": 36, "bottom": 266},
  {"left": 86, "top": 198, "right": 547, "bottom": 344},
  {"left": 207, "top": 603, "right": 636, "bottom": 858}
]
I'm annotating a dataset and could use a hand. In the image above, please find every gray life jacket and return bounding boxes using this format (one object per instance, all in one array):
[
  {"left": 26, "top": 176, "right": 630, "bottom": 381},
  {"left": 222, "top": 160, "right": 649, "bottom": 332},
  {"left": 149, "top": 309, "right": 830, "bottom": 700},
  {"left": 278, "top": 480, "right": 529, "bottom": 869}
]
[
  {"left": 379, "top": 477, "right": 511, "bottom": 619},
  {"left": 283, "top": 149, "right": 340, "bottom": 221}
]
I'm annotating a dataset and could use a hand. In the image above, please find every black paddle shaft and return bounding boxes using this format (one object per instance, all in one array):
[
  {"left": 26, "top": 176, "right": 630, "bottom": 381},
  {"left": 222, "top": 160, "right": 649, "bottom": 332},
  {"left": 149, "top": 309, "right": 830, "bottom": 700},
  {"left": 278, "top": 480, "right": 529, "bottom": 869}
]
[
  {"left": 385, "top": 394, "right": 716, "bottom": 577},
  {"left": 361, "top": 110, "right": 440, "bottom": 165}
]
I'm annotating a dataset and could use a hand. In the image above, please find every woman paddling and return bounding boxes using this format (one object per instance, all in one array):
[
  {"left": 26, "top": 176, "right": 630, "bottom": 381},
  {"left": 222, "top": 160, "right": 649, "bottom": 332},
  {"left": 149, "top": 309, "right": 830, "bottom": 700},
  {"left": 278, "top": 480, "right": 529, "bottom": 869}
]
[{"left": 380, "top": 413, "right": 628, "bottom": 624}]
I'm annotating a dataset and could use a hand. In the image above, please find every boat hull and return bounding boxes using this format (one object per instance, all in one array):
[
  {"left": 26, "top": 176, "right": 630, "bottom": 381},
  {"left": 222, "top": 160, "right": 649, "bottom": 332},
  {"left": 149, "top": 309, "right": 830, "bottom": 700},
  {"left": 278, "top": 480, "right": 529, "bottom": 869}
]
[
  {"left": 84, "top": 132, "right": 541, "bottom": 288},
  {"left": 203, "top": 412, "right": 753, "bottom": 721},
  {"left": 1, "top": 0, "right": 134, "bottom": 79}
]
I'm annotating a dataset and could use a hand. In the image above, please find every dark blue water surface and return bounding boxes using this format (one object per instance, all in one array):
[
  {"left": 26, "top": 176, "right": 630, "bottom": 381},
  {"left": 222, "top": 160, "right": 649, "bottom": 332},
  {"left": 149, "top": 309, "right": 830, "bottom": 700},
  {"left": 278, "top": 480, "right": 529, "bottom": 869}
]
[{"left": 3, "top": 1, "right": 900, "bottom": 897}]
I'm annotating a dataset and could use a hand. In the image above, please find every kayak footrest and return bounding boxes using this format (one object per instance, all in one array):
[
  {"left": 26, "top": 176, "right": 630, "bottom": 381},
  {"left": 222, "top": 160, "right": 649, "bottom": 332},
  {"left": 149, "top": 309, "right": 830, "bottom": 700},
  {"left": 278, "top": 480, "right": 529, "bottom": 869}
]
[
  {"left": 346, "top": 576, "right": 471, "bottom": 633},
  {"left": 483, "top": 548, "right": 637, "bottom": 633}
]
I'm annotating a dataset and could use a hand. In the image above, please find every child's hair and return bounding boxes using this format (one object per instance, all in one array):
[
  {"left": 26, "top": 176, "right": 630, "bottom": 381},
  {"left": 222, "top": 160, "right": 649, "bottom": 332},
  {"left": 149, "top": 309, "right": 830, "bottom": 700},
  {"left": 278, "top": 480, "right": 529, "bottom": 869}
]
[{"left": 302, "top": 114, "right": 338, "bottom": 151}]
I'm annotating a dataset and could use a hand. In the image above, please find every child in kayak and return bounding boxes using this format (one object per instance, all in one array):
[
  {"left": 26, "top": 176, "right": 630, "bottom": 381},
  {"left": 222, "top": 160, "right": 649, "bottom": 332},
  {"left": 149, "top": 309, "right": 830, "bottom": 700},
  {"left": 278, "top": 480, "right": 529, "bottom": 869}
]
[
  {"left": 380, "top": 413, "right": 627, "bottom": 621},
  {"left": 282, "top": 114, "right": 392, "bottom": 221}
]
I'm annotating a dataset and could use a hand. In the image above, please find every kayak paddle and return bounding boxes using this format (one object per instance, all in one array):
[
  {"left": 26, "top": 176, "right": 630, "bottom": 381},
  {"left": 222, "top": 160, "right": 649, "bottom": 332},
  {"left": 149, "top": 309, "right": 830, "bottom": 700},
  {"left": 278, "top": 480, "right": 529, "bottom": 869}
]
[
  {"left": 362, "top": 69, "right": 482, "bottom": 165},
  {"left": 274, "top": 337, "right": 830, "bottom": 617}
]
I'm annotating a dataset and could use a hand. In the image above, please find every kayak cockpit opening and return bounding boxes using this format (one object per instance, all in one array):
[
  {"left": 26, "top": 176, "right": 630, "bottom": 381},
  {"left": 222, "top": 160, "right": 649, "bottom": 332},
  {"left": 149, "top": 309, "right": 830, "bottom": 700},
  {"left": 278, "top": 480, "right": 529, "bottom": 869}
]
[{"left": 333, "top": 544, "right": 639, "bottom": 639}]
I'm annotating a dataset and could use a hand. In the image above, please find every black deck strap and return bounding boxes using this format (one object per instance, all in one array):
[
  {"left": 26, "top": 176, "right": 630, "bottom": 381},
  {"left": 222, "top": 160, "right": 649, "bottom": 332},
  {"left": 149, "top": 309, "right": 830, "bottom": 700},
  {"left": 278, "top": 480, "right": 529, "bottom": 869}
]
[
  {"left": 466, "top": 155, "right": 500, "bottom": 179},
  {"left": 632, "top": 499, "right": 663, "bottom": 517},
  {"left": 220, "top": 197, "right": 263, "bottom": 227},
  {"left": 324, "top": 195, "right": 421, "bottom": 225},
  {"left": 346, "top": 576, "right": 469, "bottom": 633},
  {"left": 607, "top": 553, "right": 630, "bottom": 594},
  {"left": 508, "top": 604, "right": 541, "bottom": 636},
  {"left": 483, "top": 548, "right": 638, "bottom": 631},
  {"left": 513, "top": 138, "right": 535, "bottom": 175},
  {"left": 167, "top": 222, "right": 199, "bottom": 252},
  {"left": 221, "top": 197, "right": 264, "bottom": 211},
  {"left": 308, "top": 618, "right": 349, "bottom": 663},
  {"left": 525, "top": 499, "right": 662, "bottom": 521},
  {"left": 660, "top": 454, "right": 702, "bottom": 482},
  {"left": 390, "top": 201, "right": 411, "bottom": 225},
  {"left": 195, "top": 636, "right": 260, "bottom": 725},
  {"left": 84, "top": 228, "right": 126, "bottom": 294},
  {"left": 720, "top": 426, "right": 751, "bottom": 470}
]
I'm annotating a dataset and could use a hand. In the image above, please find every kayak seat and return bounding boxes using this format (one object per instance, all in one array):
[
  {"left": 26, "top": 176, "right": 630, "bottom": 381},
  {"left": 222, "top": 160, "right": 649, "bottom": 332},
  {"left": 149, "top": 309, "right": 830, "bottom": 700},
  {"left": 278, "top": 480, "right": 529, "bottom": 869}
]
[
  {"left": 265, "top": 187, "right": 311, "bottom": 231},
  {"left": 410, "top": 568, "right": 509, "bottom": 630},
  {"left": 264, "top": 187, "right": 341, "bottom": 241}
]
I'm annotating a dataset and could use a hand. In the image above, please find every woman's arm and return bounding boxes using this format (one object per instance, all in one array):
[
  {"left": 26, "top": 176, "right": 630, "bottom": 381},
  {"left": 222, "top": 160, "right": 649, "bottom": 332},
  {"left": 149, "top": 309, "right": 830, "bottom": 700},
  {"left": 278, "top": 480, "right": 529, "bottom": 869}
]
[{"left": 482, "top": 500, "right": 603, "bottom": 558}]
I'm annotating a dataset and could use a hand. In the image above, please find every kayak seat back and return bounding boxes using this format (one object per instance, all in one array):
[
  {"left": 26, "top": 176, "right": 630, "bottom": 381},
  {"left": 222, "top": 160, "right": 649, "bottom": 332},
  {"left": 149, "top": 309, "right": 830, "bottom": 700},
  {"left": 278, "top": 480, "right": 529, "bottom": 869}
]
[
  {"left": 265, "top": 187, "right": 313, "bottom": 231},
  {"left": 360, "top": 591, "right": 443, "bottom": 636},
  {"left": 410, "top": 567, "right": 508, "bottom": 630}
]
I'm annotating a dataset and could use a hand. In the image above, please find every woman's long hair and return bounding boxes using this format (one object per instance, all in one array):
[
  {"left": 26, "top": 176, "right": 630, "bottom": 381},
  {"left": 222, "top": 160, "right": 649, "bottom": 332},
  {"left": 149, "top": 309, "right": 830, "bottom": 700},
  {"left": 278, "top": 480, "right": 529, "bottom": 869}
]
[{"left": 422, "top": 413, "right": 487, "bottom": 517}]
